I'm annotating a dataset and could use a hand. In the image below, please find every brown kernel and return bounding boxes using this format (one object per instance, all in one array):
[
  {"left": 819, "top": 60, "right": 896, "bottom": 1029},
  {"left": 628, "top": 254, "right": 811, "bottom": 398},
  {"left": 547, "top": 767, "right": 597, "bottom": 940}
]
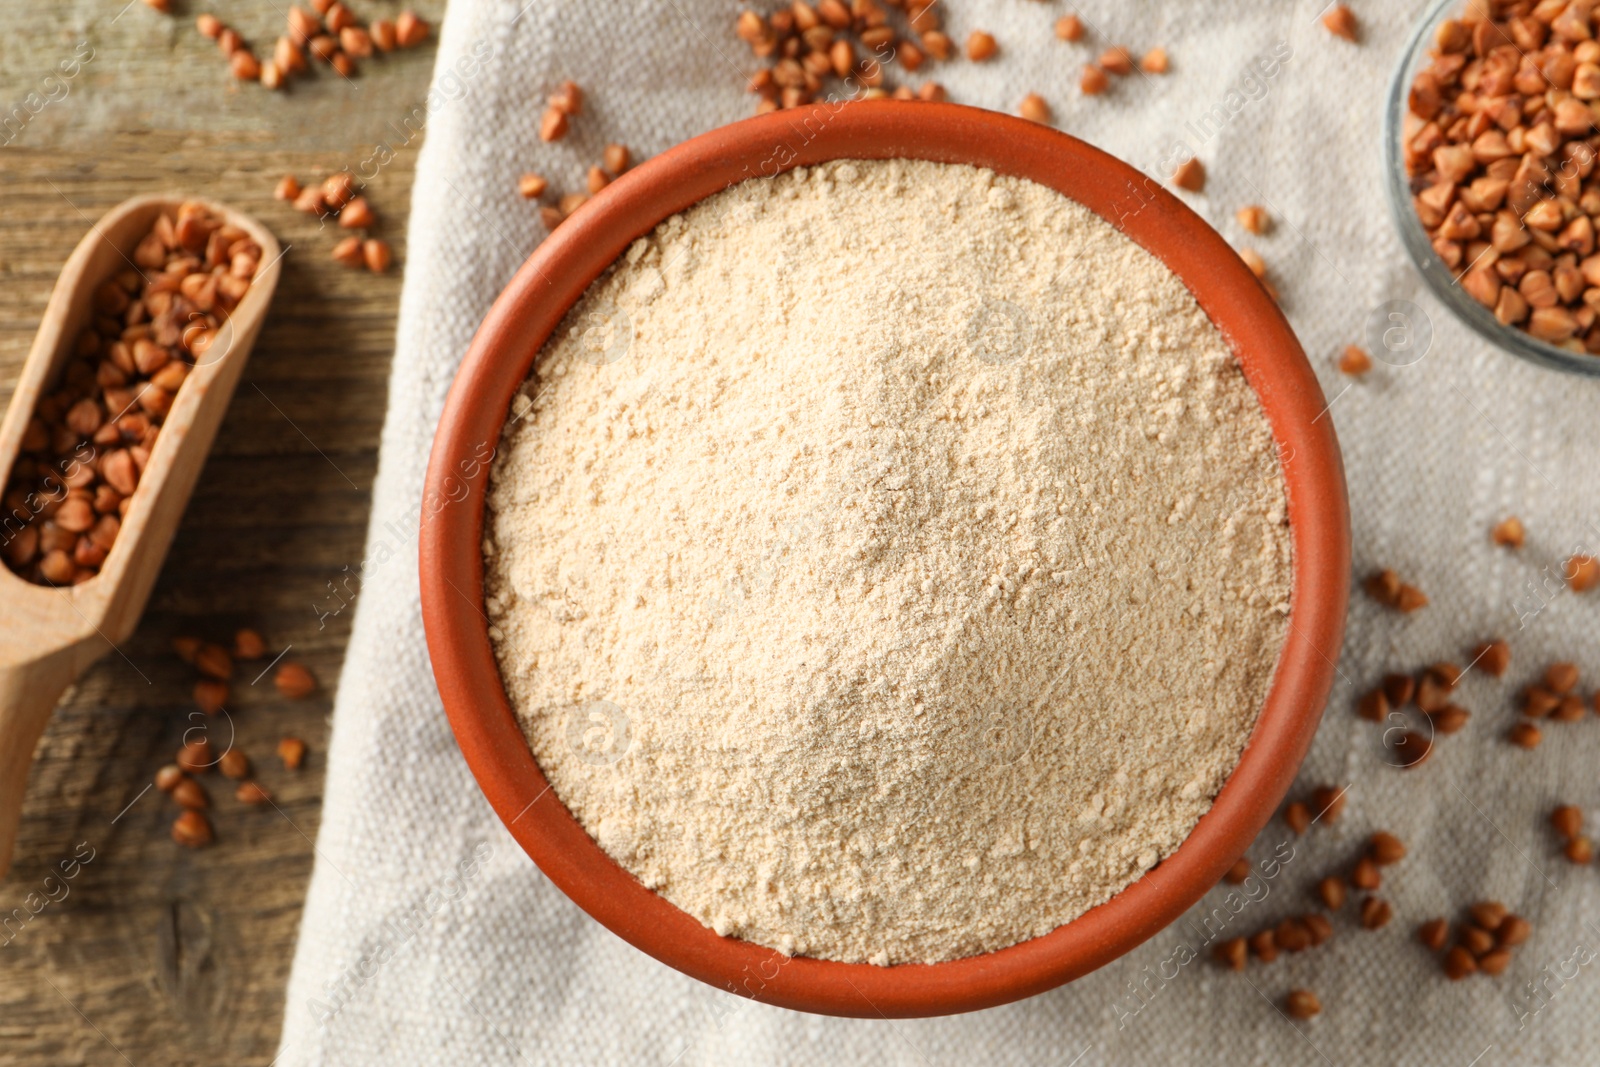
[
  {"left": 1311, "top": 785, "right": 1345, "bottom": 824},
  {"left": 234, "top": 628, "right": 267, "bottom": 660},
  {"left": 286, "top": 6, "right": 318, "bottom": 45},
  {"left": 1365, "top": 569, "right": 1401, "bottom": 605},
  {"left": 1443, "top": 945, "right": 1477, "bottom": 979},
  {"left": 1524, "top": 686, "right": 1560, "bottom": 719},
  {"left": 363, "top": 239, "right": 392, "bottom": 274},
  {"left": 518, "top": 173, "right": 548, "bottom": 200},
  {"left": 1428, "top": 662, "right": 1462, "bottom": 688},
  {"left": 1491, "top": 517, "right": 1525, "bottom": 548},
  {"left": 1479, "top": 948, "right": 1513, "bottom": 976},
  {"left": 275, "top": 662, "right": 317, "bottom": 699},
  {"left": 1418, "top": 918, "right": 1449, "bottom": 951},
  {"left": 1551, "top": 804, "right": 1584, "bottom": 841},
  {"left": 1317, "top": 875, "right": 1347, "bottom": 910},
  {"left": 194, "top": 643, "right": 233, "bottom": 681},
  {"left": 339, "top": 26, "right": 372, "bottom": 58},
  {"left": 171, "top": 777, "right": 209, "bottom": 810},
  {"left": 313, "top": 1, "right": 338, "bottom": 23},
  {"left": 735, "top": 9, "right": 765, "bottom": 42},
  {"left": 172, "top": 810, "right": 213, "bottom": 848},
  {"left": 279, "top": 736, "right": 307, "bottom": 770},
  {"left": 1357, "top": 688, "right": 1389, "bottom": 722},
  {"left": 1392, "top": 730, "right": 1433, "bottom": 769},
  {"left": 1285, "top": 989, "right": 1321, "bottom": 1019},
  {"left": 318, "top": 173, "right": 354, "bottom": 210},
  {"left": 332, "top": 236, "right": 365, "bottom": 268},
  {"left": 339, "top": 197, "right": 375, "bottom": 230},
  {"left": 1471, "top": 639, "right": 1510, "bottom": 677},
  {"left": 1566, "top": 555, "right": 1600, "bottom": 592},
  {"left": 236, "top": 781, "right": 274, "bottom": 805},
  {"left": 1223, "top": 857, "right": 1252, "bottom": 885},
  {"left": 1370, "top": 831, "right": 1406, "bottom": 865},
  {"left": 1212, "top": 936, "right": 1247, "bottom": 970},
  {"left": 1172, "top": 157, "right": 1205, "bottom": 192},
  {"left": 1432, "top": 704, "right": 1470, "bottom": 734},
  {"left": 915, "top": 31, "right": 947, "bottom": 61},
  {"left": 1099, "top": 47, "right": 1134, "bottom": 76},
  {"left": 604, "top": 144, "right": 631, "bottom": 174},
  {"left": 1565, "top": 836, "right": 1594, "bottom": 864},
  {"left": 176, "top": 738, "right": 213, "bottom": 774},
  {"left": 549, "top": 79, "right": 583, "bottom": 116},
  {"left": 1508, "top": 721, "right": 1543, "bottom": 749},
  {"left": 1322, "top": 5, "right": 1357, "bottom": 42},
  {"left": 1545, "top": 662, "right": 1580, "bottom": 694},
  {"left": 193, "top": 680, "right": 228, "bottom": 716},
  {"left": 295, "top": 187, "right": 329, "bottom": 216},
  {"left": 1460, "top": 924, "right": 1495, "bottom": 956},
  {"left": 587, "top": 166, "right": 611, "bottom": 194},
  {"left": 1284, "top": 801, "right": 1311, "bottom": 835},
  {"left": 1304, "top": 913, "right": 1332, "bottom": 946},
  {"left": 965, "top": 31, "right": 996, "bottom": 62},
  {"left": 859, "top": 26, "right": 895, "bottom": 50},
  {"left": 1395, "top": 584, "right": 1429, "bottom": 612},
  {"left": 1019, "top": 93, "right": 1050, "bottom": 124},
  {"left": 1338, "top": 345, "right": 1372, "bottom": 375},
  {"left": 395, "top": 10, "right": 428, "bottom": 47},
  {"left": 1554, "top": 693, "right": 1586, "bottom": 722},
  {"left": 1382, "top": 673, "right": 1416, "bottom": 707},
  {"left": 1497, "top": 914, "right": 1532, "bottom": 947},
  {"left": 230, "top": 49, "right": 261, "bottom": 81},
  {"left": 1248, "top": 929, "right": 1278, "bottom": 962},
  {"left": 218, "top": 748, "right": 251, "bottom": 780},
  {"left": 1237, "top": 205, "right": 1269, "bottom": 234},
  {"left": 1080, "top": 65, "right": 1109, "bottom": 95},
  {"left": 1275, "top": 917, "right": 1311, "bottom": 953},
  {"left": 1054, "top": 15, "right": 1083, "bottom": 42},
  {"left": 155, "top": 764, "right": 185, "bottom": 792},
  {"left": 1350, "top": 857, "right": 1381, "bottom": 891},
  {"left": 539, "top": 107, "right": 570, "bottom": 143},
  {"left": 1140, "top": 48, "right": 1169, "bottom": 75},
  {"left": 1360, "top": 897, "right": 1393, "bottom": 930}
]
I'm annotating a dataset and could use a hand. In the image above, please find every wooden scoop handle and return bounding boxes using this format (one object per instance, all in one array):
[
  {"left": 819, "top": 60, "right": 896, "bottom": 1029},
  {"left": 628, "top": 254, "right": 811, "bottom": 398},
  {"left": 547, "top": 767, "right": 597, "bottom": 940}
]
[{"left": 0, "top": 651, "right": 80, "bottom": 879}]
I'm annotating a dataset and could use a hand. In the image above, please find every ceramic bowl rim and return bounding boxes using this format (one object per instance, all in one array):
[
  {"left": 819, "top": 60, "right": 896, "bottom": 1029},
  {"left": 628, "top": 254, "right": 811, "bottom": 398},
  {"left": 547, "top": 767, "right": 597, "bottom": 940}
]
[{"left": 419, "top": 100, "right": 1351, "bottom": 1018}]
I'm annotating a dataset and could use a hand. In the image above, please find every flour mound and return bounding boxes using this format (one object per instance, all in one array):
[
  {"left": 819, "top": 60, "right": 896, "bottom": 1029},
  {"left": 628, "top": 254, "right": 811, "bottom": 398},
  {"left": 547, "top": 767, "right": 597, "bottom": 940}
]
[{"left": 484, "top": 158, "right": 1291, "bottom": 965}]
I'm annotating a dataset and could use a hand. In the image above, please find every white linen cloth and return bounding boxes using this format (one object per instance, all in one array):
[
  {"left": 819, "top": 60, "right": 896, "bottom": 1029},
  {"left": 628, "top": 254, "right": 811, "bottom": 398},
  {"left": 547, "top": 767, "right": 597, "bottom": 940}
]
[{"left": 277, "top": 1, "right": 1600, "bottom": 1062}]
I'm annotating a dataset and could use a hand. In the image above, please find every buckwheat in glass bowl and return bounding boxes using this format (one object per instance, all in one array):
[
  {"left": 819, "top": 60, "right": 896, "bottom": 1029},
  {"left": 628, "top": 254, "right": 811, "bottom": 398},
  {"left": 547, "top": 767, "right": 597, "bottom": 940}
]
[{"left": 1387, "top": 0, "right": 1600, "bottom": 377}]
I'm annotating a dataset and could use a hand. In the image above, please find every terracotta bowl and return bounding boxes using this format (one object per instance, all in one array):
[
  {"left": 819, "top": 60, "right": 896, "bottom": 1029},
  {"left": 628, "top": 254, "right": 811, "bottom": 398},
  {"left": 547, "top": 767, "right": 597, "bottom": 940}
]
[{"left": 420, "top": 100, "right": 1350, "bottom": 1018}]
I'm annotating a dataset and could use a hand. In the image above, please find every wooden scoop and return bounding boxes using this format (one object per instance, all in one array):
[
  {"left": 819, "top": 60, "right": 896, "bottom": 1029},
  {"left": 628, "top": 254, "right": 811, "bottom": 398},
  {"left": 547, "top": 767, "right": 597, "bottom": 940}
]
[{"left": 0, "top": 196, "right": 280, "bottom": 879}]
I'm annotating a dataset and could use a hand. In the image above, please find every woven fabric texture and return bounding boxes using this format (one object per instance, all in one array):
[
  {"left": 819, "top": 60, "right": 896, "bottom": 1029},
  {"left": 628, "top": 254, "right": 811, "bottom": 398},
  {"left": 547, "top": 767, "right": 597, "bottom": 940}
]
[{"left": 276, "top": 2, "right": 1600, "bottom": 1063}]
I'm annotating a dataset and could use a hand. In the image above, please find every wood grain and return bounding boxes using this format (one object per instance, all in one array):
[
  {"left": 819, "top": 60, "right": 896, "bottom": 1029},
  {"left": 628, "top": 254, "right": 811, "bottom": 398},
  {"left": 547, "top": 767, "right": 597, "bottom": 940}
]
[{"left": 0, "top": 4, "right": 443, "bottom": 1062}]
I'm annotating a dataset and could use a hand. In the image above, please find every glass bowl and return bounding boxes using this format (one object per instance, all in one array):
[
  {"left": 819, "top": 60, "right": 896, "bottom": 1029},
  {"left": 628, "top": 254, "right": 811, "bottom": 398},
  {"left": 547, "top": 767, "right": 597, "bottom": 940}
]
[{"left": 1385, "top": 0, "right": 1600, "bottom": 377}]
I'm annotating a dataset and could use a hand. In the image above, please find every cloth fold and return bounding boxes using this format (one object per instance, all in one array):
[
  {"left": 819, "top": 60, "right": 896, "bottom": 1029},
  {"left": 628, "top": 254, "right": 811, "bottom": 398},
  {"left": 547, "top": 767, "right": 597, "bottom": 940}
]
[{"left": 277, "top": 2, "right": 1600, "bottom": 1063}]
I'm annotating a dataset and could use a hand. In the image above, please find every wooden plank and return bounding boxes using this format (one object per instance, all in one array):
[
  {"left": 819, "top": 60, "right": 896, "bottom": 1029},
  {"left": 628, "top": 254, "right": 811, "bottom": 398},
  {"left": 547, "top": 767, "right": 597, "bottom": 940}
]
[{"left": 0, "top": 4, "right": 444, "bottom": 1061}]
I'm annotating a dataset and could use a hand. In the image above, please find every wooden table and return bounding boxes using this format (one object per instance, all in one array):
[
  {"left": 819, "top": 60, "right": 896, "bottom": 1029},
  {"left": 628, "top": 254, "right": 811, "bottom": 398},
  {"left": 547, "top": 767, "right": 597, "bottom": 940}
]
[{"left": 1, "top": 4, "right": 444, "bottom": 1061}]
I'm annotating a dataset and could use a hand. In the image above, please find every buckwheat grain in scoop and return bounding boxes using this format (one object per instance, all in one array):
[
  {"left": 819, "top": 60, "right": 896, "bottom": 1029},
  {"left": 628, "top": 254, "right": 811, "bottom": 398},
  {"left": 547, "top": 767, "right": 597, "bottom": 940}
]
[{"left": 484, "top": 159, "right": 1292, "bottom": 965}]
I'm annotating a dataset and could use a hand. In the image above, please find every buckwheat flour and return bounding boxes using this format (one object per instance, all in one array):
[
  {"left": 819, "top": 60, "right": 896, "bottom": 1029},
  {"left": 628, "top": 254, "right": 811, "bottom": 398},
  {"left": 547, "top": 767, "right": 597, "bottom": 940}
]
[{"left": 482, "top": 158, "right": 1292, "bottom": 965}]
